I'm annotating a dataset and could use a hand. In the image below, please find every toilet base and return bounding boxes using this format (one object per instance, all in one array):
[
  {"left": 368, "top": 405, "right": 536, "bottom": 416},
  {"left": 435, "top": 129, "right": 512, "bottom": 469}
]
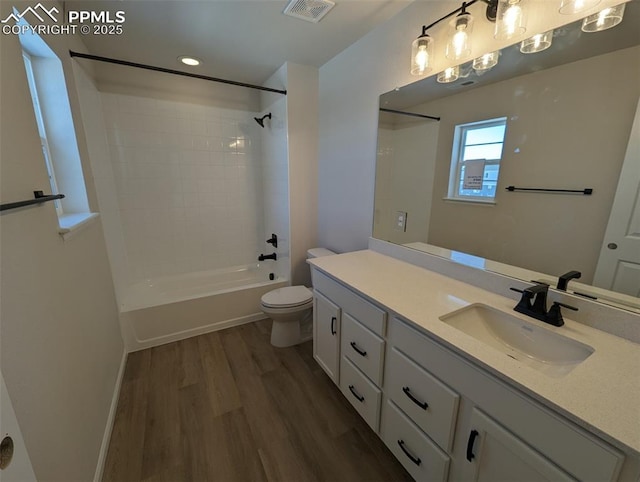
[{"left": 268, "top": 310, "right": 312, "bottom": 348}]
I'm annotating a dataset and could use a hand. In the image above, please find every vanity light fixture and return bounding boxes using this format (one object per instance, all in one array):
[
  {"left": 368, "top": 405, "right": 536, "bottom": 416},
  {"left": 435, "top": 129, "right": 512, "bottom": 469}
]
[
  {"left": 582, "top": 3, "right": 625, "bottom": 32},
  {"left": 446, "top": 3, "right": 474, "bottom": 60},
  {"left": 520, "top": 30, "right": 553, "bottom": 53},
  {"left": 494, "top": 0, "right": 527, "bottom": 40},
  {"left": 178, "top": 56, "right": 202, "bottom": 66},
  {"left": 559, "top": 0, "right": 601, "bottom": 15},
  {"left": 411, "top": 28, "right": 434, "bottom": 75},
  {"left": 437, "top": 66, "right": 460, "bottom": 83},
  {"left": 472, "top": 50, "right": 500, "bottom": 72}
]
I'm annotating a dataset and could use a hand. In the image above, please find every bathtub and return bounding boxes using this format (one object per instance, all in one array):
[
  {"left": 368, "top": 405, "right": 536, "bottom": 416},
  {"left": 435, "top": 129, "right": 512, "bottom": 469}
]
[{"left": 119, "top": 263, "right": 287, "bottom": 351}]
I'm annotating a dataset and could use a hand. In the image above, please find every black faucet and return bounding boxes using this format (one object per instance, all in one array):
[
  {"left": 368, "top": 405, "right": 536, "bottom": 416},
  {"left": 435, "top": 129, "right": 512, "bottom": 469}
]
[
  {"left": 557, "top": 270, "right": 581, "bottom": 291},
  {"left": 258, "top": 253, "right": 277, "bottom": 261},
  {"left": 510, "top": 283, "right": 578, "bottom": 327},
  {"left": 266, "top": 233, "right": 278, "bottom": 248}
]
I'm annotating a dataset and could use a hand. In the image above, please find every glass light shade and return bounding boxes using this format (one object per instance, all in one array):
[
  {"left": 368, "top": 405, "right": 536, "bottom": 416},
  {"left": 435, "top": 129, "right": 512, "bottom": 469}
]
[
  {"left": 411, "top": 35, "right": 434, "bottom": 76},
  {"left": 582, "top": 3, "right": 625, "bottom": 32},
  {"left": 445, "top": 12, "right": 474, "bottom": 60},
  {"left": 472, "top": 51, "right": 500, "bottom": 72},
  {"left": 559, "top": 0, "right": 601, "bottom": 14},
  {"left": 495, "top": 0, "right": 527, "bottom": 40},
  {"left": 437, "top": 66, "right": 460, "bottom": 83},
  {"left": 520, "top": 30, "right": 553, "bottom": 53}
]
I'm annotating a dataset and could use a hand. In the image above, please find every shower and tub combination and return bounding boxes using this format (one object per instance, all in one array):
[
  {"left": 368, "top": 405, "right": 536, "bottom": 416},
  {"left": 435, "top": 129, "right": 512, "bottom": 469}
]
[{"left": 73, "top": 54, "right": 291, "bottom": 350}]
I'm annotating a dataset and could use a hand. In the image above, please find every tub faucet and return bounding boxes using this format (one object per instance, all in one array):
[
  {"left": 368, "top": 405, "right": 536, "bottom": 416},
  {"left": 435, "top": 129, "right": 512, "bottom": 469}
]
[
  {"left": 510, "top": 283, "right": 577, "bottom": 327},
  {"left": 259, "top": 253, "right": 277, "bottom": 261},
  {"left": 557, "top": 270, "right": 581, "bottom": 291}
]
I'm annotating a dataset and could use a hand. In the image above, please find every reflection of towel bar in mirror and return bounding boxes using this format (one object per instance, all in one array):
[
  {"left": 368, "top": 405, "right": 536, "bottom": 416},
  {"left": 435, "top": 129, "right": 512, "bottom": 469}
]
[
  {"left": 505, "top": 186, "right": 593, "bottom": 195},
  {"left": 379, "top": 108, "right": 440, "bottom": 121}
]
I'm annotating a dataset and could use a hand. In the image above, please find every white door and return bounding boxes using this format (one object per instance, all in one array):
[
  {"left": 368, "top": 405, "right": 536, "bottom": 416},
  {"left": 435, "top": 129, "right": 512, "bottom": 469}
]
[
  {"left": 462, "top": 408, "right": 575, "bottom": 482},
  {"left": 0, "top": 374, "right": 36, "bottom": 482},
  {"left": 313, "top": 292, "right": 341, "bottom": 383},
  {"left": 593, "top": 99, "right": 640, "bottom": 297}
]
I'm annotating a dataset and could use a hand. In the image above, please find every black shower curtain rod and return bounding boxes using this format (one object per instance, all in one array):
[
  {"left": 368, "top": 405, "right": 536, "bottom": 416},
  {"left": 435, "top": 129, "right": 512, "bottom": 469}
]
[
  {"left": 379, "top": 108, "right": 440, "bottom": 121},
  {"left": 69, "top": 51, "right": 287, "bottom": 95}
]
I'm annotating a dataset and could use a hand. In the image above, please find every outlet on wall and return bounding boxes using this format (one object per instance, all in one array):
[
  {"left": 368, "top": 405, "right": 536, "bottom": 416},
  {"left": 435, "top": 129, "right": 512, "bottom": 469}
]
[{"left": 394, "top": 211, "right": 407, "bottom": 232}]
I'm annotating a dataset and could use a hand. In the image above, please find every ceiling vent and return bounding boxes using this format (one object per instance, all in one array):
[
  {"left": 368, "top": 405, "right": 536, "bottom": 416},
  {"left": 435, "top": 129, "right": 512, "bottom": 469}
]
[{"left": 283, "top": 0, "right": 335, "bottom": 23}]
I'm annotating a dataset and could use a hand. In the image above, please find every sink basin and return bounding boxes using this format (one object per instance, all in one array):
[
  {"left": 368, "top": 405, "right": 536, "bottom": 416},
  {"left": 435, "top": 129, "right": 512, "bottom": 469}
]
[{"left": 439, "top": 304, "right": 594, "bottom": 378}]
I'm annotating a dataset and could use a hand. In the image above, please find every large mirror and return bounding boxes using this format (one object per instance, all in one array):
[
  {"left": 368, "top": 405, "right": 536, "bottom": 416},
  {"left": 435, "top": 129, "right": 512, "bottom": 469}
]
[{"left": 374, "top": 1, "right": 640, "bottom": 311}]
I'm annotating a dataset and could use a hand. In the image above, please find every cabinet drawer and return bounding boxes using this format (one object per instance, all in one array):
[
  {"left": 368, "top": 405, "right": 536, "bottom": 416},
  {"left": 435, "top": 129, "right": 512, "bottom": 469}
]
[
  {"left": 313, "top": 270, "right": 386, "bottom": 336},
  {"left": 390, "top": 318, "right": 625, "bottom": 482},
  {"left": 340, "top": 356, "right": 381, "bottom": 432},
  {"left": 382, "top": 400, "right": 450, "bottom": 482},
  {"left": 341, "top": 313, "right": 385, "bottom": 385},
  {"left": 386, "top": 347, "right": 459, "bottom": 452}
]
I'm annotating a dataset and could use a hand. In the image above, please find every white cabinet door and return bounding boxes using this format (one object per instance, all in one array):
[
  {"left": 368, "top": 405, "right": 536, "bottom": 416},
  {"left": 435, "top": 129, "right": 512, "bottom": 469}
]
[
  {"left": 462, "top": 408, "right": 576, "bottom": 482},
  {"left": 313, "top": 292, "right": 341, "bottom": 383}
]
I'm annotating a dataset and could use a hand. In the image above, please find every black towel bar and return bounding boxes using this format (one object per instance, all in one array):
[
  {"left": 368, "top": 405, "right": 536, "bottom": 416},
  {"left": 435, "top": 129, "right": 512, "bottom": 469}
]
[
  {"left": 0, "top": 191, "right": 65, "bottom": 212},
  {"left": 505, "top": 186, "right": 592, "bottom": 195}
]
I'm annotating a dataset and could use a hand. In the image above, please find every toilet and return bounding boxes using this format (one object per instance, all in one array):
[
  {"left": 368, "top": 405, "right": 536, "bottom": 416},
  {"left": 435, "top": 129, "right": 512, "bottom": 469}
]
[{"left": 261, "top": 248, "right": 335, "bottom": 347}]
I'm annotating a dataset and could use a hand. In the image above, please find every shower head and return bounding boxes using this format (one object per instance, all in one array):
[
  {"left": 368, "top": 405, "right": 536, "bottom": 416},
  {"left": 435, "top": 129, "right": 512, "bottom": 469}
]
[{"left": 254, "top": 112, "right": 272, "bottom": 128}]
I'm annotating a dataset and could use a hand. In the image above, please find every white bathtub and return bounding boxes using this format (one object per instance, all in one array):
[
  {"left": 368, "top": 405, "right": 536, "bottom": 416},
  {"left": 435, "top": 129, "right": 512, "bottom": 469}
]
[{"left": 119, "top": 263, "right": 287, "bottom": 351}]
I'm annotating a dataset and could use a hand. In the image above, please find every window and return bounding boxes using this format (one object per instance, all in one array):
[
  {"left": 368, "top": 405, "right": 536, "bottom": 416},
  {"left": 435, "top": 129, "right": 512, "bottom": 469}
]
[
  {"left": 447, "top": 117, "right": 507, "bottom": 202},
  {"left": 17, "top": 16, "right": 97, "bottom": 235},
  {"left": 22, "top": 52, "right": 62, "bottom": 216}
]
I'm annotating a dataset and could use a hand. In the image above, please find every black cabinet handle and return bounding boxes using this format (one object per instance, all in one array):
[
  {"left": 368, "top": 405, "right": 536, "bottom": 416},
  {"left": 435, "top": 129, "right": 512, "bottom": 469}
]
[
  {"left": 348, "top": 384, "right": 364, "bottom": 402},
  {"left": 402, "top": 386, "right": 428, "bottom": 410},
  {"left": 397, "top": 440, "right": 421, "bottom": 466},
  {"left": 466, "top": 430, "right": 479, "bottom": 461},
  {"left": 350, "top": 341, "right": 367, "bottom": 357},
  {"left": 330, "top": 316, "right": 336, "bottom": 335}
]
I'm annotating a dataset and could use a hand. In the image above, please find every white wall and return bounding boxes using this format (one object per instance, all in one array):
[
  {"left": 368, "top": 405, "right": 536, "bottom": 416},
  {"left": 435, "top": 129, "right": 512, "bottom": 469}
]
[
  {"left": 99, "top": 93, "right": 266, "bottom": 282},
  {"left": 0, "top": 3, "right": 125, "bottom": 480},
  {"left": 373, "top": 120, "right": 439, "bottom": 244},
  {"left": 262, "top": 62, "right": 319, "bottom": 286},
  {"left": 317, "top": 0, "right": 629, "bottom": 252}
]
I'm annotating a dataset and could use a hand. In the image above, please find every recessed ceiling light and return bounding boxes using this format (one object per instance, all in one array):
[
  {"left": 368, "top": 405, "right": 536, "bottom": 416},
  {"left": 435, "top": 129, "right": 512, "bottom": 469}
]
[{"left": 178, "top": 56, "right": 201, "bottom": 66}]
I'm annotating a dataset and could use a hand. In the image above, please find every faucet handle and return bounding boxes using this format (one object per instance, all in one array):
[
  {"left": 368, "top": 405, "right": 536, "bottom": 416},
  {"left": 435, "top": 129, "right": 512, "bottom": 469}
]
[{"left": 547, "top": 301, "right": 578, "bottom": 327}]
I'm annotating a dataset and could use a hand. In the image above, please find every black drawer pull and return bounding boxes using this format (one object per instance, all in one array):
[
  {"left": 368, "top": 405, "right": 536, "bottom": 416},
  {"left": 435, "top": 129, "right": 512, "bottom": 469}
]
[
  {"left": 330, "top": 316, "right": 336, "bottom": 335},
  {"left": 466, "top": 430, "right": 479, "bottom": 462},
  {"left": 402, "top": 386, "right": 428, "bottom": 410},
  {"left": 397, "top": 440, "right": 421, "bottom": 466},
  {"left": 350, "top": 341, "right": 367, "bottom": 357},
  {"left": 348, "top": 384, "right": 364, "bottom": 402}
]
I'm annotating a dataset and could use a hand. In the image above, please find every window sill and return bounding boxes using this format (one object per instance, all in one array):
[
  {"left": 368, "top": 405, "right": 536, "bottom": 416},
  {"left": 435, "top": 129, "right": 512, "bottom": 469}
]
[
  {"left": 442, "top": 197, "right": 496, "bottom": 206},
  {"left": 58, "top": 213, "right": 99, "bottom": 240}
]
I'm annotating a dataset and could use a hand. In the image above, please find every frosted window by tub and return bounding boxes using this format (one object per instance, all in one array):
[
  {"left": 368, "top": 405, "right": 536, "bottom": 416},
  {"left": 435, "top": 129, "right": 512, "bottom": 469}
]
[
  {"left": 18, "top": 15, "right": 96, "bottom": 234},
  {"left": 447, "top": 117, "right": 507, "bottom": 203}
]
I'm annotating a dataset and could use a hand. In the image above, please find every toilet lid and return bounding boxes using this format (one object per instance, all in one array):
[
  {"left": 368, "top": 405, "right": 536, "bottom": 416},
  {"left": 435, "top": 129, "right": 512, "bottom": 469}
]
[{"left": 261, "top": 286, "right": 313, "bottom": 308}]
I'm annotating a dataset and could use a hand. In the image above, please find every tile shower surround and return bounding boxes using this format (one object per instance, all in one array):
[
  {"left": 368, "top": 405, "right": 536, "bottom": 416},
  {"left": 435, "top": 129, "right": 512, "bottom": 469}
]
[{"left": 101, "top": 94, "right": 268, "bottom": 281}]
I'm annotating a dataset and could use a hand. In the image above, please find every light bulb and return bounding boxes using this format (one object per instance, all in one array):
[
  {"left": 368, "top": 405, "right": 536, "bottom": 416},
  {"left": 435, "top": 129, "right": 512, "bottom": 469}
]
[
  {"left": 559, "top": 0, "right": 601, "bottom": 15},
  {"left": 411, "top": 34, "right": 434, "bottom": 75},
  {"left": 473, "top": 51, "right": 499, "bottom": 72},
  {"left": 520, "top": 30, "right": 553, "bottom": 54},
  {"left": 582, "top": 3, "right": 625, "bottom": 32},
  {"left": 495, "top": 0, "right": 527, "bottom": 40},
  {"left": 446, "top": 12, "right": 473, "bottom": 60},
  {"left": 437, "top": 66, "right": 460, "bottom": 84}
]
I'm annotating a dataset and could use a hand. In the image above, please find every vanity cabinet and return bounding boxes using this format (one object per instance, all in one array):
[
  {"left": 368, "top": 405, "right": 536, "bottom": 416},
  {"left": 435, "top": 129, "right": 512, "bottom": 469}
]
[
  {"left": 313, "top": 292, "right": 341, "bottom": 383},
  {"left": 310, "top": 266, "right": 635, "bottom": 482}
]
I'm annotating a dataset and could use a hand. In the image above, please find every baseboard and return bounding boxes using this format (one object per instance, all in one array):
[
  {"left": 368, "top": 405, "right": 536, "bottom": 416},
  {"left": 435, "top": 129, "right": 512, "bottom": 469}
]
[
  {"left": 93, "top": 349, "right": 127, "bottom": 482},
  {"left": 128, "top": 312, "right": 269, "bottom": 352}
]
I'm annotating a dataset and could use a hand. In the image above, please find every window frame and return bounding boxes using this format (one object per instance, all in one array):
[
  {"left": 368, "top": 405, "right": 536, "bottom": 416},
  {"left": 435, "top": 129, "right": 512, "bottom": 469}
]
[
  {"left": 22, "top": 51, "right": 63, "bottom": 216},
  {"left": 447, "top": 117, "right": 508, "bottom": 203}
]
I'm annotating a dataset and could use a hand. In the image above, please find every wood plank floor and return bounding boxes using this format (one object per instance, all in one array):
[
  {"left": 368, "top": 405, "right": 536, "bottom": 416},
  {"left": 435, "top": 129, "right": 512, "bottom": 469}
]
[{"left": 103, "top": 319, "right": 412, "bottom": 482}]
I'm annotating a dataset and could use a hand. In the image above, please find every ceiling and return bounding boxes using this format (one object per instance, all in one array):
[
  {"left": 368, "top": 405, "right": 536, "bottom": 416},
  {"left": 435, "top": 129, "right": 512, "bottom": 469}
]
[{"left": 65, "top": 0, "right": 412, "bottom": 87}]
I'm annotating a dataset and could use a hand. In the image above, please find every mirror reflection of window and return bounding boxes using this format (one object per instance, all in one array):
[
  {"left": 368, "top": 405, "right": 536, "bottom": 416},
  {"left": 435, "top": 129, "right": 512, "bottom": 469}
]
[{"left": 448, "top": 117, "right": 507, "bottom": 202}]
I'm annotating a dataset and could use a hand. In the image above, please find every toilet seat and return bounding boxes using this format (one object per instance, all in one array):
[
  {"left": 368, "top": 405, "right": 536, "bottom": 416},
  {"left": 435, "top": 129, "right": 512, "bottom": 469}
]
[{"left": 261, "top": 286, "right": 312, "bottom": 309}]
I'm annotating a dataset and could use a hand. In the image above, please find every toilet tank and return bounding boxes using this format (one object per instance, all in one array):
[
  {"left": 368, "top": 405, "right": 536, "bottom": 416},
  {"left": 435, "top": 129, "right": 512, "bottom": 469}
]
[{"left": 307, "top": 248, "right": 336, "bottom": 259}]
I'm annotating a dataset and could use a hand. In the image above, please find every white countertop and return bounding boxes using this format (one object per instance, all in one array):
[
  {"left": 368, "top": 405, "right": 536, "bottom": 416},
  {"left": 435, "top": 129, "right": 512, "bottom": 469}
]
[{"left": 309, "top": 250, "right": 640, "bottom": 455}]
